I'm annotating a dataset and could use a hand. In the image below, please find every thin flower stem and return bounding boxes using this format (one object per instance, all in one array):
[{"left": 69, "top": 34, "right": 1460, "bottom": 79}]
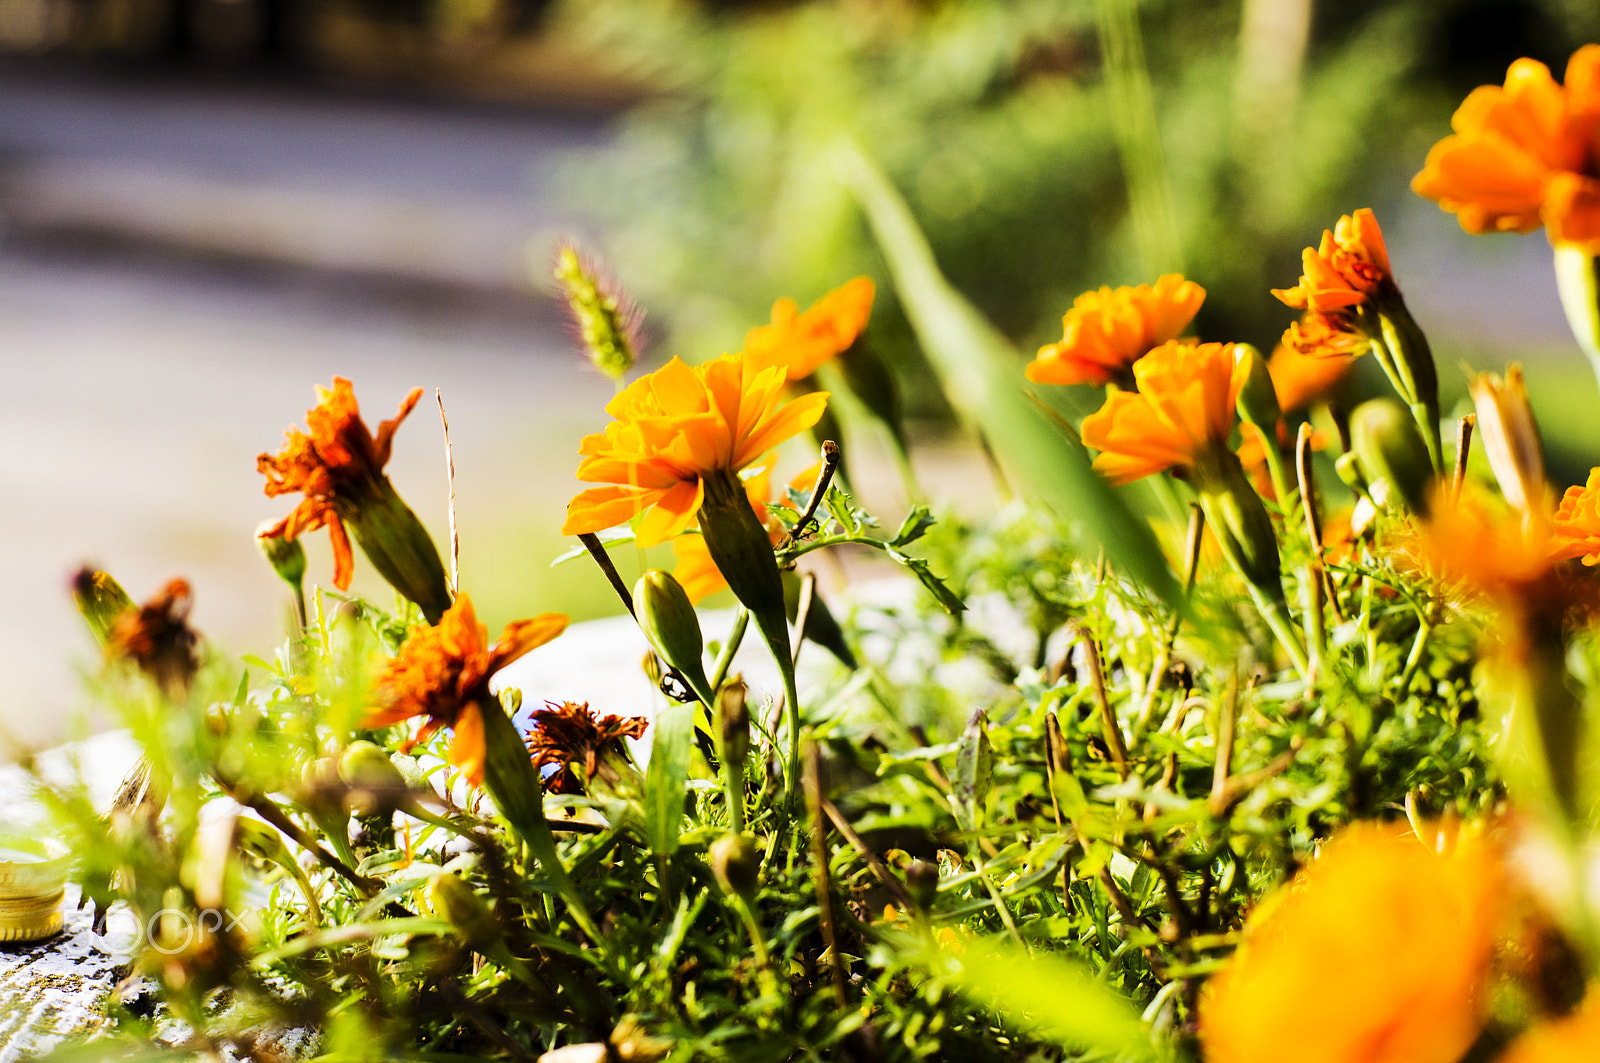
[
  {"left": 1136, "top": 504, "right": 1203, "bottom": 732},
  {"left": 1077, "top": 626, "right": 1130, "bottom": 779},
  {"left": 793, "top": 441, "right": 842, "bottom": 540},
  {"left": 791, "top": 571, "right": 817, "bottom": 669},
  {"left": 709, "top": 607, "right": 750, "bottom": 694},
  {"left": 1253, "top": 588, "right": 1311, "bottom": 680},
  {"left": 1394, "top": 620, "right": 1433, "bottom": 694}
]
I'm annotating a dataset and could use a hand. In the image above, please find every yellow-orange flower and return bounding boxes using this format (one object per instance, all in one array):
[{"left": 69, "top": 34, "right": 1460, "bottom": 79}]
[
  {"left": 1200, "top": 821, "right": 1503, "bottom": 1063},
  {"left": 1273, "top": 208, "right": 1396, "bottom": 314},
  {"left": 562, "top": 353, "right": 828, "bottom": 547},
  {"left": 744, "top": 277, "right": 875, "bottom": 383},
  {"left": 367, "top": 595, "right": 568, "bottom": 786},
  {"left": 1267, "top": 343, "right": 1357, "bottom": 412},
  {"left": 1498, "top": 996, "right": 1600, "bottom": 1062},
  {"left": 1413, "top": 47, "right": 1600, "bottom": 252},
  {"left": 1079, "top": 340, "right": 1246, "bottom": 485},
  {"left": 1026, "top": 274, "right": 1205, "bottom": 387},
  {"left": 1553, "top": 468, "right": 1600, "bottom": 565},
  {"left": 258, "top": 378, "right": 422, "bottom": 591}
]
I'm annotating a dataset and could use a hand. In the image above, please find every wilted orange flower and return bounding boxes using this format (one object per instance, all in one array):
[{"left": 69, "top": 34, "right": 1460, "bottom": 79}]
[
  {"left": 1079, "top": 340, "right": 1246, "bottom": 485},
  {"left": 108, "top": 578, "right": 200, "bottom": 695},
  {"left": 1273, "top": 209, "right": 1396, "bottom": 314},
  {"left": 1412, "top": 47, "right": 1600, "bottom": 252},
  {"left": 367, "top": 594, "right": 568, "bottom": 786},
  {"left": 1026, "top": 274, "right": 1205, "bottom": 387},
  {"left": 672, "top": 457, "right": 815, "bottom": 602},
  {"left": 258, "top": 378, "right": 422, "bottom": 591},
  {"left": 1199, "top": 821, "right": 1503, "bottom": 1063},
  {"left": 744, "top": 277, "right": 875, "bottom": 383},
  {"left": 562, "top": 353, "right": 828, "bottom": 546},
  {"left": 1267, "top": 343, "right": 1357, "bottom": 412},
  {"left": 1498, "top": 995, "right": 1600, "bottom": 1063},
  {"left": 1552, "top": 468, "right": 1600, "bottom": 565},
  {"left": 524, "top": 700, "right": 649, "bottom": 796}
]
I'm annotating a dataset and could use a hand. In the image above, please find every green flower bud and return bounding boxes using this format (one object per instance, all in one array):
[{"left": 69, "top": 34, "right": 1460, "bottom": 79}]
[
  {"left": 905, "top": 859, "right": 939, "bottom": 911},
  {"left": 716, "top": 675, "right": 750, "bottom": 772},
  {"left": 1193, "top": 450, "right": 1285, "bottom": 604},
  {"left": 255, "top": 521, "right": 307, "bottom": 588},
  {"left": 427, "top": 873, "right": 499, "bottom": 949},
  {"left": 633, "top": 570, "right": 711, "bottom": 701},
  {"left": 339, "top": 740, "right": 409, "bottom": 816},
  {"left": 708, "top": 833, "right": 760, "bottom": 902},
  {"left": 235, "top": 817, "right": 288, "bottom": 864},
  {"left": 1350, "top": 398, "right": 1435, "bottom": 517},
  {"left": 1233, "top": 343, "right": 1281, "bottom": 430},
  {"left": 698, "top": 468, "right": 792, "bottom": 677},
  {"left": 71, "top": 567, "right": 135, "bottom": 648}
]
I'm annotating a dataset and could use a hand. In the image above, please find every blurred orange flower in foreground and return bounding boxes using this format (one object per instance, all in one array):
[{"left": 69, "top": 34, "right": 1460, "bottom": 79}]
[
  {"left": 1200, "top": 822, "right": 1503, "bottom": 1063},
  {"left": 1026, "top": 274, "right": 1205, "bottom": 387},
  {"left": 258, "top": 377, "right": 422, "bottom": 591},
  {"left": 1079, "top": 340, "right": 1244, "bottom": 485},
  {"left": 1413, "top": 46, "right": 1600, "bottom": 252},
  {"left": 1498, "top": 997, "right": 1600, "bottom": 1062},
  {"left": 744, "top": 276, "right": 875, "bottom": 382},
  {"left": 1552, "top": 468, "right": 1600, "bottom": 565},
  {"left": 367, "top": 595, "right": 568, "bottom": 785},
  {"left": 562, "top": 353, "right": 827, "bottom": 547}
]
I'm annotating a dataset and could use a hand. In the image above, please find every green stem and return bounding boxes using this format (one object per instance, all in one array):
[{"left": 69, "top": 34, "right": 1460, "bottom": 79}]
[
  {"left": 709, "top": 608, "right": 750, "bottom": 694},
  {"left": 1252, "top": 587, "right": 1310, "bottom": 680}
]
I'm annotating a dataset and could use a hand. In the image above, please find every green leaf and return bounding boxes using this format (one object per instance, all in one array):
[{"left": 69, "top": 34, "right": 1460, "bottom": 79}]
[
  {"left": 884, "top": 547, "right": 966, "bottom": 616},
  {"left": 954, "top": 709, "right": 994, "bottom": 831},
  {"left": 920, "top": 936, "right": 1154, "bottom": 1059},
  {"left": 838, "top": 144, "right": 1182, "bottom": 610},
  {"left": 890, "top": 505, "right": 937, "bottom": 547},
  {"left": 643, "top": 701, "right": 695, "bottom": 857}
]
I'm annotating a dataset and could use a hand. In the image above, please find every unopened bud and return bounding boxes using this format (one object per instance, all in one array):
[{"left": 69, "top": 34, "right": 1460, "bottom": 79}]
[
  {"left": 634, "top": 570, "right": 710, "bottom": 699},
  {"left": 1233, "top": 343, "right": 1281, "bottom": 430},
  {"left": 716, "top": 675, "right": 750, "bottom": 770},
  {"left": 339, "top": 740, "right": 408, "bottom": 816},
  {"left": 1350, "top": 398, "right": 1434, "bottom": 517},
  {"left": 256, "top": 521, "right": 307, "bottom": 588},
  {"left": 71, "top": 567, "right": 135, "bottom": 648},
  {"left": 235, "top": 817, "right": 288, "bottom": 864},
  {"left": 553, "top": 242, "right": 640, "bottom": 383},
  {"left": 708, "top": 832, "right": 760, "bottom": 901},
  {"left": 427, "top": 873, "right": 499, "bottom": 949},
  {"left": 906, "top": 860, "right": 939, "bottom": 911},
  {"left": 1469, "top": 363, "right": 1546, "bottom": 514},
  {"left": 698, "top": 468, "right": 791, "bottom": 661}
]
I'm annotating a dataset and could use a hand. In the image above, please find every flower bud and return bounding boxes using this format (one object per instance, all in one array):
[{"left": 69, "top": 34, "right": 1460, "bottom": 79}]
[
  {"left": 716, "top": 675, "right": 750, "bottom": 771},
  {"left": 633, "top": 570, "right": 711, "bottom": 701},
  {"left": 343, "top": 483, "right": 454, "bottom": 625},
  {"left": 708, "top": 832, "right": 760, "bottom": 902},
  {"left": 553, "top": 242, "right": 640, "bottom": 384},
  {"left": 255, "top": 521, "right": 307, "bottom": 588},
  {"left": 1193, "top": 451, "right": 1286, "bottom": 604},
  {"left": 339, "top": 740, "right": 409, "bottom": 816},
  {"left": 71, "top": 567, "right": 135, "bottom": 647},
  {"left": 427, "top": 872, "right": 499, "bottom": 949},
  {"left": 235, "top": 817, "right": 288, "bottom": 864},
  {"left": 1469, "top": 364, "right": 1546, "bottom": 514},
  {"left": 698, "top": 468, "right": 791, "bottom": 673},
  {"left": 1233, "top": 343, "right": 1281, "bottom": 430},
  {"left": 906, "top": 859, "right": 939, "bottom": 911},
  {"left": 1350, "top": 398, "right": 1435, "bottom": 518}
]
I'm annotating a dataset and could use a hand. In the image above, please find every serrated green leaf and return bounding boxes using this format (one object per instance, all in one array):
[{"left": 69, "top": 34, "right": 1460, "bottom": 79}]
[
  {"left": 838, "top": 144, "right": 1182, "bottom": 611},
  {"left": 885, "top": 547, "right": 966, "bottom": 615},
  {"left": 891, "top": 506, "right": 937, "bottom": 547}
]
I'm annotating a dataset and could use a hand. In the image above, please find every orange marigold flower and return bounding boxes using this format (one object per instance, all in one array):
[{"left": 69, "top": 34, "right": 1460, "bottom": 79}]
[
  {"left": 1499, "top": 995, "right": 1600, "bottom": 1063},
  {"left": 1552, "top": 468, "right": 1600, "bottom": 565},
  {"left": 1272, "top": 208, "right": 1396, "bottom": 313},
  {"left": 1026, "top": 274, "right": 1205, "bottom": 387},
  {"left": 1267, "top": 343, "right": 1357, "bottom": 412},
  {"left": 744, "top": 277, "right": 875, "bottom": 383},
  {"left": 107, "top": 578, "right": 200, "bottom": 695},
  {"left": 562, "top": 353, "right": 828, "bottom": 547},
  {"left": 524, "top": 700, "right": 649, "bottom": 796},
  {"left": 1199, "top": 821, "right": 1503, "bottom": 1063},
  {"left": 367, "top": 594, "right": 568, "bottom": 786},
  {"left": 1412, "top": 47, "right": 1600, "bottom": 252},
  {"left": 1079, "top": 340, "right": 1246, "bottom": 485},
  {"left": 258, "top": 378, "right": 422, "bottom": 592}
]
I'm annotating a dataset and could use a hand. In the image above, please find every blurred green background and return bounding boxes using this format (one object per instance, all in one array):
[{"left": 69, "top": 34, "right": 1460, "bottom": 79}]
[{"left": 4, "top": 0, "right": 1600, "bottom": 748}]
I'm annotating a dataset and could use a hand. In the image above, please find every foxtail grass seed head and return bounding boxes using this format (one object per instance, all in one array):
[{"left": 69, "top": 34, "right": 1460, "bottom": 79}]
[
  {"left": 553, "top": 242, "right": 641, "bottom": 383},
  {"left": 1350, "top": 398, "right": 1435, "bottom": 517},
  {"left": 633, "top": 570, "right": 707, "bottom": 694},
  {"left": 427, "top": 873, "right": 499, "bottom": 950},
  {"left": 1234, "top": 343, "right": 1281, "bottom": 430},
  {"left": 255, "top": 520, "right": 307, "bottom": 588},
  {"left": 709, "top": 833, "right": 760, "bottom": 902},
  {"left": 1469, "top": 364, "right": 1547, "bottom": 514},
  {"left": 71, "top": 566, "right": 135, "bottom": 648}
]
